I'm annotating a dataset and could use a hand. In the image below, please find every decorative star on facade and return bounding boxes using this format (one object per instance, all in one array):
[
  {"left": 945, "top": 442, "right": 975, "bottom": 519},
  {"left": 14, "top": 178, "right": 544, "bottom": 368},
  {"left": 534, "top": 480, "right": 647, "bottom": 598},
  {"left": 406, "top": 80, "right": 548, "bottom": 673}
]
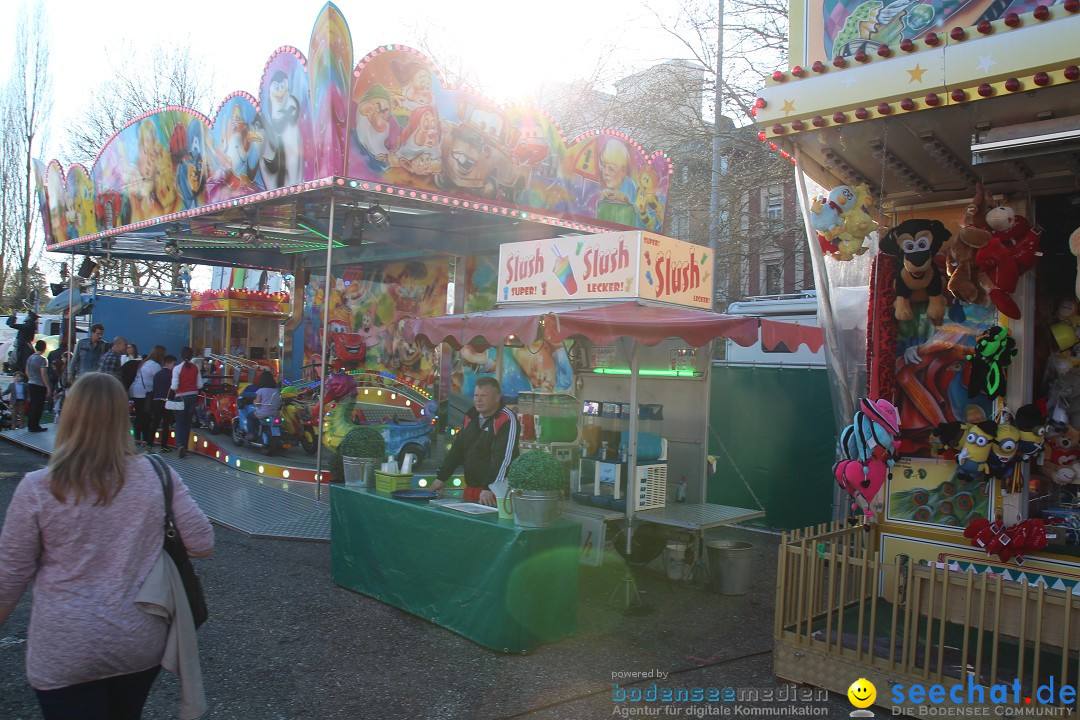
[
  {"left": 908, "top": 63, "right": 927, "bottom": 83},
  {"left": 781, "top": 100, "right": 796, "bottom": 116},
  {"left": 976, "top": 54, "right": 998, "bottom": 74},
  {"left": 842, "top": 73, "right": 859, "bottom": 88}
]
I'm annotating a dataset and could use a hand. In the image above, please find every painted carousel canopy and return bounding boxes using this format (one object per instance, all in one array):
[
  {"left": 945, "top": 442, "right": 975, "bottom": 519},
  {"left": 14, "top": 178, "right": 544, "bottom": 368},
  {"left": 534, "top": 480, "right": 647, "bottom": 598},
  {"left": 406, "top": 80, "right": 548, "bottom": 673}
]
[{"left": 36, "top": 2, "right": 674, "bottom": 270}]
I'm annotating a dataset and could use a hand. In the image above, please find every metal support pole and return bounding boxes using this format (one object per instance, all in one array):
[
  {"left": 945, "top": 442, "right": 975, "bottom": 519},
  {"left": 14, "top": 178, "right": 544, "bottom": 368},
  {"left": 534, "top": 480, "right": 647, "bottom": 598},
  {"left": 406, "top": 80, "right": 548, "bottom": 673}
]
[
  {"left": 314, "top": 196, "right": 337, "bottom": 500},
  {"left": 706, "top": 0, "right": 725, "bottom": 310}
]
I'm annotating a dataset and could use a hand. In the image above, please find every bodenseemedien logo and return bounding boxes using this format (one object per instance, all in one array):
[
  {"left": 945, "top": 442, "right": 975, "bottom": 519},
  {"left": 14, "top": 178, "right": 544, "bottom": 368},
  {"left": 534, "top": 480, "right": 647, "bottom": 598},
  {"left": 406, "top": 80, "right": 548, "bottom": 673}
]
[{"left": 847, "top": 678, "right": 876, "bottom": 717}]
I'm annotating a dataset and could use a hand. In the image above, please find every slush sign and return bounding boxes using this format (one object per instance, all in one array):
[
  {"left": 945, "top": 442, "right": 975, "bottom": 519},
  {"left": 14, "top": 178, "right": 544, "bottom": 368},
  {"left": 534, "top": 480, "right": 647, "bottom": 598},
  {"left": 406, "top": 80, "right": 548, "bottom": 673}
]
[{"left": 497, "top": 231, "right": 713, "bottom": 309}]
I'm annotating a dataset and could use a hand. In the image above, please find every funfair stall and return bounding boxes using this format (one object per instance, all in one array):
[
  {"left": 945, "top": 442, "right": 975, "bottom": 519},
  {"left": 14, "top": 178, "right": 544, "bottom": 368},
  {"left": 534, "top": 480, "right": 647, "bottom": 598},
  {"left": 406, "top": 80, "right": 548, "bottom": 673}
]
[
  {"left": 406, "top": 232, "right": 822, "bottom": 584},
  {"left": 753, "top": 0, "right": 1080, "bottom": 712}
]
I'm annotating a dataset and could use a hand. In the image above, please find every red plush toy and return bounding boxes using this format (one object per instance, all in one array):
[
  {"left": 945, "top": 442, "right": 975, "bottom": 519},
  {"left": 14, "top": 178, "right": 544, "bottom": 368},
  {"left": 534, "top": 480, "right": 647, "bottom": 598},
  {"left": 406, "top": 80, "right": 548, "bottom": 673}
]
[
  {"left": 963, "top": 517, "right": 1048, "bottom": 564},
  {"left": 987, "top": 205, "right": 1042, "bottom": 275},
  {"left": 974, "top": 236, "right": 1021, "bottom": 318}
]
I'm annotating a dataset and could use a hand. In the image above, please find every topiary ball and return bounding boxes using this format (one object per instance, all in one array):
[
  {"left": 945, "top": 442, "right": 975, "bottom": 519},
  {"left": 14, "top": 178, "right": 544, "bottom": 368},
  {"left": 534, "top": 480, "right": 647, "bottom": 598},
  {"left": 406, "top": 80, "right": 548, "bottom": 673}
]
[
  {"left": 507, "top": 450, "right": 565, "bottom": 491},
  {"left": 339, "top": 426, "right": 386, "bottom": 459}
]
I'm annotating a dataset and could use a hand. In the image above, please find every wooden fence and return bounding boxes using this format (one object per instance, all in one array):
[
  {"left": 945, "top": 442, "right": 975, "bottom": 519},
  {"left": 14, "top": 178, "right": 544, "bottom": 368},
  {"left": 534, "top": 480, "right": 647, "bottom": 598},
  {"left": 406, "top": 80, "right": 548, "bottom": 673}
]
[{"left": 774, "top": 520, "right": 1080, "bottom": 716}]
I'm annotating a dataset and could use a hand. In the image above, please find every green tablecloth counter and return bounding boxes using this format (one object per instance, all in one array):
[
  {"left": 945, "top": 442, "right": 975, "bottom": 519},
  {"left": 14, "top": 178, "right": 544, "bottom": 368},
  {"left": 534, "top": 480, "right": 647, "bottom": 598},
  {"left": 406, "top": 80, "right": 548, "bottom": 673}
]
[{"left": 329, "top": 485, "right": 579, "bottom": 653}]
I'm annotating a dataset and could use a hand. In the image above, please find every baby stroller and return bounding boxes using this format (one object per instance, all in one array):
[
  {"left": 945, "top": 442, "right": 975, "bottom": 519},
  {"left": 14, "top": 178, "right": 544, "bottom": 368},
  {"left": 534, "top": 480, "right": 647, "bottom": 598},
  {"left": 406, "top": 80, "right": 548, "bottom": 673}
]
[{"left": 0, "top": 396, "right": 13, "bottom": 431}]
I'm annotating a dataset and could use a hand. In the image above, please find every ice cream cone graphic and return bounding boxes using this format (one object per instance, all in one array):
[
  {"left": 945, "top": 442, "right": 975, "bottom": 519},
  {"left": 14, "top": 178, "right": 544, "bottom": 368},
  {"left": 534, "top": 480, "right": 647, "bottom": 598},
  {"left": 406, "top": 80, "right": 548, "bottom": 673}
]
[{"left": 552, "top": 245, "right": 578, "bottom": 295}]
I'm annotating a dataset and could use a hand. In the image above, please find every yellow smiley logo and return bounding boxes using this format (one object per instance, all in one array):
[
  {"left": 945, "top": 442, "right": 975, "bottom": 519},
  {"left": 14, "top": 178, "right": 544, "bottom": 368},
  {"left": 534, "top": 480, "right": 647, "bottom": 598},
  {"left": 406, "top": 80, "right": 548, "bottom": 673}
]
[{"left": 847, "top": 678, "right": 876, "bottom": 709}]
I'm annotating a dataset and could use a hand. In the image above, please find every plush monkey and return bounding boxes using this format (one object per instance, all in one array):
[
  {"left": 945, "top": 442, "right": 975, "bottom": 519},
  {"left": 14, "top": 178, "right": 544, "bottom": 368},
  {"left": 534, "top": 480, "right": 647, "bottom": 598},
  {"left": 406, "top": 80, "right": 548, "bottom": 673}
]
[{"left": 879, "top": 219, "right": 950, "bottom": 325}]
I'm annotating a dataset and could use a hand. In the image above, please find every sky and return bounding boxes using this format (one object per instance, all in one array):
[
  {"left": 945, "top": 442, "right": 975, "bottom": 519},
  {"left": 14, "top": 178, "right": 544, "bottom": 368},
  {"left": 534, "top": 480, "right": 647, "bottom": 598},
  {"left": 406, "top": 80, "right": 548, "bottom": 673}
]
[{"left": 0, "top": 0, "right": 702, "bottom": 164}]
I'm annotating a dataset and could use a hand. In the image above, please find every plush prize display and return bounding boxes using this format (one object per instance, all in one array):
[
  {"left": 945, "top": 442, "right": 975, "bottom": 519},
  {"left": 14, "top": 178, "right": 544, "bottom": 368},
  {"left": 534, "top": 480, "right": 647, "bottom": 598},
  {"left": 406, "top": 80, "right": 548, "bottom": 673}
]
[
  {"left": 1015, "top": 403, "right": 1047, "bottom": 463},
  {"left": 968, "top": 203, "right": 1042, "bottom": 319},
  {"left": 1042, "top": 426, "right": 1080, "bottom": 485},
  {"left": 966, "top": 326, "right": 1016, "bottom": 399},
  {"left": 879, "top": 219, "right": 950, "bottom": 325},
  {"left": 963, "top": 517, "right": 1048, "bottom": 565},
  {"left": 809, "top": 184, "right": 880, "bottom": 261},
  {"left": 947, "top": 184, "right": 992, "bottom": 306},
  {"left": 833, "top": 398, "right": 901, "bottom": 519}
]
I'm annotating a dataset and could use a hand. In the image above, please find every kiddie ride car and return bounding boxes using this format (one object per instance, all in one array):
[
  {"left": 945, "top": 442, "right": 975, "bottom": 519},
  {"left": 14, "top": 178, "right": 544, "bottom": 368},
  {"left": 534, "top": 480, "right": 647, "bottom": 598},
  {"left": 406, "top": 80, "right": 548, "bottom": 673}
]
[
  {"left": 315, "top": 369, "right": 436, "bottom": 468},
  {"left": 231, "top": 389, "right": 318, "bottom": 456}
]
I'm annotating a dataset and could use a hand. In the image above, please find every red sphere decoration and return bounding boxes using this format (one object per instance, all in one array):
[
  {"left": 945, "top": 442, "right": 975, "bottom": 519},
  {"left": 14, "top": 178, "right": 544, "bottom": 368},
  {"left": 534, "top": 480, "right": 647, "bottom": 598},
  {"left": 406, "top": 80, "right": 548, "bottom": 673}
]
[
  {"left": 1004, "top": 12, "right": 1020, "bottom": 26},
  {"left": 771, "top": 124, "right": 785, "bottom": 135},
  {"left": 772, "top": 70, "right": 786, "bottom": 82},
  {"left": 1005, "top": 77, "right": 1021, "bottom": 91},
  {"left": 900, "top": 39, "right": 915, "bottom": 52},
  {"left": 833, "top": 55, "right": 847, "bottom": 68},
  {"left": 792, "top": 65, "right": 805, "bottom": 77},
  {"left": 900, "top": 97, "right": 915, "bottom": 111},
  {"left": 812, "top": 60, "right": 826, "bottom": 73},
  {"left": 925, "top": 93, "right": 940, "bottom": 106},
  {"left": 833, "top": 112, "right": 847, "bottom": 123},
  {"left": 812, "top": 115, "right": 826, "bottom": 127},
  {"left": 977, "top": 20, "right": 993, "bottom": 33},
  {"left": 755, "top": 97, "right": 767, "bottom": 108},
  {"left": 758, "top": 130, "right": 767, "bottom": 142},
  {"left": 877, "top": 102, "right": 893, "bottom": 114},
  {"left": 1066, "top": 65, "right": 1080, "bottom": 80},
  {"left": 1066, "top": 0, "right": 1080, "bottom": 12},
  {"left": 877, "top": 45, "right": 892, "bottom": 57},
  {"left": 791, "top": 119, "right": 805, "bottom": 131},
  {"left": 1033, "top": 4, "right": 1049, "bottom": 19},
  {"left": 950, "top": 26, "right": 966, "bottom": 40},
  {"left": 1034, "top": 71, "right": 1050, "bottom": 86},
  {"left": 951, "top": 88, "right": 967, "bottom": 101},
  {"left": 855, "top": 106, "right": 869, "bottom": 119},
  {"left": 978, "top": 83, "right": 994, "bottom": 97},
  {"left": 854, "top": 50, "right": 869, "bottom": 63},
  {"left": 925, "top": 32, "right": 940, "bottom": 45}
]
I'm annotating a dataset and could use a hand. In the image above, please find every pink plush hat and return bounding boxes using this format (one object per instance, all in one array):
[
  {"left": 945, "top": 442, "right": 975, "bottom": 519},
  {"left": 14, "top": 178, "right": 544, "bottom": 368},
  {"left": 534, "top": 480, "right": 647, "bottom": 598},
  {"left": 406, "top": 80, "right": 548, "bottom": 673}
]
[{"left": 860, "top": 397, "right": 900, "bottom": 436}]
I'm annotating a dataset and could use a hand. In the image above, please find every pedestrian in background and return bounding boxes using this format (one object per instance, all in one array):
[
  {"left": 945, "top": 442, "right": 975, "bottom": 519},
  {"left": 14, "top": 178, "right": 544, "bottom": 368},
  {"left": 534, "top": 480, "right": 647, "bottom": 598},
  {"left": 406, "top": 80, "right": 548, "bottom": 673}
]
[
  {"left": 68, "top": 324, "right": 105, "bottom": 385},
  {"left": 98, "top": 336, "right": 127, "bottom": 381},
  {"left": 25, "top": 341, "right": 50, "bottom": 433},
  {"left": 132, "top": 346, "right": 164, "bottom": 448},
  {"left": 170, "top": 347, "right": 203, "bottom": 458},
  {"left": 150, "top": 355, "right": 177, "bottom": 452},
  {"left": 0, "top": 373, "right": 214, "bottom": 719},
  {"left": 2, "top": 372, "right": 27, "bottom": 429}
]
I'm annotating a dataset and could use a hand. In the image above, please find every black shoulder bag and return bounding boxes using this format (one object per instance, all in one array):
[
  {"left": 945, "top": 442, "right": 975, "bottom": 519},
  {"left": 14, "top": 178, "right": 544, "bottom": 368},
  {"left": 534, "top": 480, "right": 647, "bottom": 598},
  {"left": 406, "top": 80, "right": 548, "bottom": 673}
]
[{"left": 148, "top": 454, "right": 209, "bottom": 628}]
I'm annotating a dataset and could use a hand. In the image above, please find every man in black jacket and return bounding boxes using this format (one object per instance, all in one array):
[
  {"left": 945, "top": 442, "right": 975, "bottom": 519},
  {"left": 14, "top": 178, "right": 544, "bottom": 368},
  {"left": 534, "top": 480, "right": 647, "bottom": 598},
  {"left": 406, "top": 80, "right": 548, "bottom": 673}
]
[{"left": 432, "top": 377, "right": 519, "bottom": 507}]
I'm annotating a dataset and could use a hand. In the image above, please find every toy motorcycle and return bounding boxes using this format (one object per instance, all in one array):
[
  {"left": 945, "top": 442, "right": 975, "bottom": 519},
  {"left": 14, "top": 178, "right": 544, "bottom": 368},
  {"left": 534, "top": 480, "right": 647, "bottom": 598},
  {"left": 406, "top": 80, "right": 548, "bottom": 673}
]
[{"left": 231, "top": 393, "right": 317, "bottom": 456}]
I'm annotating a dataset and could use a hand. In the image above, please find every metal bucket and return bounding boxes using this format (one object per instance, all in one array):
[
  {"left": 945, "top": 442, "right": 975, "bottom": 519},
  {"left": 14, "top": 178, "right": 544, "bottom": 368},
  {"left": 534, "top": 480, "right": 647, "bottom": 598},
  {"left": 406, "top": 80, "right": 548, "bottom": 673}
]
[
  {"left": 506, "top": 489, "right": 560, "bottom": 527},
  {"left": 342, "top": 456, "right": 377, "bottom": 488},
  {"left": 706, "top": 540, "right": 754, "bottom": 595},
  {"left": 664, "top": 542, "right": 689, "bottom": 581}
]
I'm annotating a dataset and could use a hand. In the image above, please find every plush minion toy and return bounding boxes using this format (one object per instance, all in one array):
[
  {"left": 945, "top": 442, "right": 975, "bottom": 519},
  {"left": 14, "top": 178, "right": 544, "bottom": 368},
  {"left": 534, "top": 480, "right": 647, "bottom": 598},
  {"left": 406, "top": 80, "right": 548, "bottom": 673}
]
[
  {"left": 956, "top": 420, "right": 997, "bottom": 479},
  {"left": 986, "top": 423, "right": 1020, "bottom": 481},
  {"left": 1016, "top": 403, "right": 1047, "bottom": 462}
]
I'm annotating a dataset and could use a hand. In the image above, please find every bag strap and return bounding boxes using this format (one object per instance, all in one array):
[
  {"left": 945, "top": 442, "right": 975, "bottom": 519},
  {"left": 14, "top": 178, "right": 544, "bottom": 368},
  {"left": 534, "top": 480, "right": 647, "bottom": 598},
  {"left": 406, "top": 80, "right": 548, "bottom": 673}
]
[{"left": 147, "top": 454, "right": 178, "bottom": 536}]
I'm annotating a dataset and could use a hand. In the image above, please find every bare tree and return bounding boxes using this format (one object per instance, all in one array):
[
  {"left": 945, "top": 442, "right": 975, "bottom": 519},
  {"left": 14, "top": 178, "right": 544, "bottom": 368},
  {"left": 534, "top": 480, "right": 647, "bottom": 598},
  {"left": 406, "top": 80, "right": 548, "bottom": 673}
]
[
  {"left": 1, "top": 1, "right": 52, "bottom": 307},
  {"left": 62, "top": 39, "right": 219, "bottom": 295}
]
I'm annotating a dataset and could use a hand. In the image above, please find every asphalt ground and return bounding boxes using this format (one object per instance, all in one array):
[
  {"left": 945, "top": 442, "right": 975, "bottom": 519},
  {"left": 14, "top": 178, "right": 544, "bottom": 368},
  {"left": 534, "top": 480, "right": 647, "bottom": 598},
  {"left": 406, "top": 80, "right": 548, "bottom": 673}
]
[{"left": 0, "top": 440, "right": 857, "bottom": 719}]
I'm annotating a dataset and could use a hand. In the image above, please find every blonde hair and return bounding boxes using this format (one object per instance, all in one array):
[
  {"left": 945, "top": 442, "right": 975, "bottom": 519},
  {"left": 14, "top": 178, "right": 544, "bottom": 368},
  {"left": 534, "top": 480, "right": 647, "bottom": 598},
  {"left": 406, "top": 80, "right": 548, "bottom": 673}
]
[{"left": 48, "top": 373, "right": 135, "bottom": 505}]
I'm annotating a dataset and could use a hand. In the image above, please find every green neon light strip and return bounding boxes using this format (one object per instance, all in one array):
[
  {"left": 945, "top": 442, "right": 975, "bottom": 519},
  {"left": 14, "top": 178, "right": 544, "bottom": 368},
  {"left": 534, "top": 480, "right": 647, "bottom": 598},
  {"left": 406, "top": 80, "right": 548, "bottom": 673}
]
[{"left": 591, "top": 368, "right": 701, "bottom": 377}]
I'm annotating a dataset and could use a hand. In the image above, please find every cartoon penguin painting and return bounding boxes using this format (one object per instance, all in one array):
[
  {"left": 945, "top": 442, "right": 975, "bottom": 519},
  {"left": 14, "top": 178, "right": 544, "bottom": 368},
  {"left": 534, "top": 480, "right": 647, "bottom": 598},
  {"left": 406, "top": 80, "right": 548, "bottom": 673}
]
[{"left": 261, "top": 70, "right": 303, "bottom": 189}]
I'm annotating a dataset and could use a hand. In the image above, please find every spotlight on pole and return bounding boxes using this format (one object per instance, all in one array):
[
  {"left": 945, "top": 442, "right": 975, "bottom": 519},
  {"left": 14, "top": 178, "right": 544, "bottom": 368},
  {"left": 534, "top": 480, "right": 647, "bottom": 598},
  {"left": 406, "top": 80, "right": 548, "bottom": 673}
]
[{"left": 367, "top": 203, "right": 390, "bottom": 229}]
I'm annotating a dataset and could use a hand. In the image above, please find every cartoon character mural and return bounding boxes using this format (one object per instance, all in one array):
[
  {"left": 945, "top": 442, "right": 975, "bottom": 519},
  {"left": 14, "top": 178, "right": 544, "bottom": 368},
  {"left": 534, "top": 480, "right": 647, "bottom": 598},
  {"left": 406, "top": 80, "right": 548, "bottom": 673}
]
[
  {"left": 208, "top": 97, "right": 265, "bottom": 201},
  {"left": 305, "top": 260, "right": 448, "bottom": 388},
  {"left": 259, "top": 52, "right": 314, "bottom": 189},
  {"left": 36, "top": 4, "right": 671, "bottom": 249},
  {"left": 821, "top": 0, "right": 1043, "bottom": 62},
  {"left": 308, "top": 2, "right": 351, "bottom": 177}
]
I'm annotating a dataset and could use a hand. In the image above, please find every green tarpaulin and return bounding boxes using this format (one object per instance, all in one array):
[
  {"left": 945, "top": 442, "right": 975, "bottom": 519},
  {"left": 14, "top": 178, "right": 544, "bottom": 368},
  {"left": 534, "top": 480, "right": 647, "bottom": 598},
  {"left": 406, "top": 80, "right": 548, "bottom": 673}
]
[
  {"left": 330, "top": 486, "right": 579, "bottom": 653},
  {"left": 708, "top": 365, "right": 836, "bottom": 530}
]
